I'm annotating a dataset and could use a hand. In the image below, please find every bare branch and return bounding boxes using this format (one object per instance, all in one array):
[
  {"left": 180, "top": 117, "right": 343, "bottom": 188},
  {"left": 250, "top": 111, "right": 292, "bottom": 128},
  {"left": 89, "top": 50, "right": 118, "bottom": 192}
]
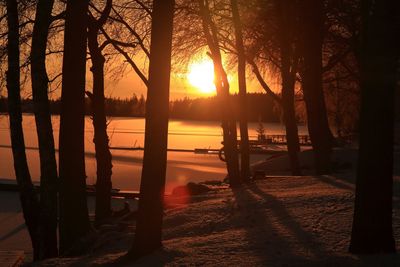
[
  {"left": 109, "top": 6, "right": 150, "bottom": 58},
  {"left": 99, "top": 39, "right": 137, "bottom": 51},
  {"left": 133, "top": 0, "right": 152, "bottom": 17},
  {"left": 51, "top": 11, "right": 65, "bottom": 22},
  {"left": 100, "top": 26, "right": 149, "bottom": 87},
  {"left": 247, "top": 58, "right": 282, "bottom": 105},
  {"left": 96, "top": 0, "right": 113, "bottom": 28}
]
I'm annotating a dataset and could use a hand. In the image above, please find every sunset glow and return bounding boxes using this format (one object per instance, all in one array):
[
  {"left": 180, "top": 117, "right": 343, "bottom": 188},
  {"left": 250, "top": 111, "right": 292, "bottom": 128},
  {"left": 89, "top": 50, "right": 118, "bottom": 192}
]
[{"left": 187, "top": 60, "right": 216, "bottom": 95}]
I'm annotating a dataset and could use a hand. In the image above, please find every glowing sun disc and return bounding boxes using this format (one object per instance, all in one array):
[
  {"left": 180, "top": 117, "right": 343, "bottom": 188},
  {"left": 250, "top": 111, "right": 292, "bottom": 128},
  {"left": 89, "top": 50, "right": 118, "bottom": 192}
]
[{"left": 187, "top": 60, "right": 216, "bottom": 94}]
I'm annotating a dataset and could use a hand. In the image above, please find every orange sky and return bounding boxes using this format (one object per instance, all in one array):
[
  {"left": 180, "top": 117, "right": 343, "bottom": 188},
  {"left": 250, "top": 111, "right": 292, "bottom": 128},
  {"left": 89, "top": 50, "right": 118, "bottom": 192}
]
[
  {"left": 15, "top": 54, "right": 271, "bottom": 100},
  {"left": 101, "top": 58, "right": 268, "bottom": 100}
]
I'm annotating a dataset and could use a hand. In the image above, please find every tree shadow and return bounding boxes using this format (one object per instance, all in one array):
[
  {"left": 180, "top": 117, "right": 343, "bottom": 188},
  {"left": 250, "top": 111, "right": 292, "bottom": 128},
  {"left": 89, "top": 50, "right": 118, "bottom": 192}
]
[
  {"left": 231, "top": 183, "right": 360, "bottom": 266},
  {"left": 317, "top": 172, "right": 400, "bottom": 200},
  {"left": 315, "top": 175, "right": 354, "bottom": 191}
]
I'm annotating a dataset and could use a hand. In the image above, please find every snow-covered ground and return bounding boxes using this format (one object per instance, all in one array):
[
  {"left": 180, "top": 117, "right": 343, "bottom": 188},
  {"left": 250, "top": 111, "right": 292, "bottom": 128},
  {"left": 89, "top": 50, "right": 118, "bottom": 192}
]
[
  {"left": 2, "top": 146, "right": 400, "bottom": 266},
  {"left": 35, "top": 175, "right": 400, "bottom": 267},
  {"left": 0, "top": 194, "right": 136, "bottom": 262}
]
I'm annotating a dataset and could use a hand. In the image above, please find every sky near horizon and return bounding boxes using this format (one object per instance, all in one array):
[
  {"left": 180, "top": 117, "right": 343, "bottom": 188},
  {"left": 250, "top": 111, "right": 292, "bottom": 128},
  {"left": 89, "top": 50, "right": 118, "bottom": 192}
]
[
  {"left": 0, "top": 0, "right": 277, "bottom": 102},
  {"left": 96, "top": 56, "right": 270, "bottom": 100},
  {"left": 1, "top": 52, "right": 272, "bottom": 101}
]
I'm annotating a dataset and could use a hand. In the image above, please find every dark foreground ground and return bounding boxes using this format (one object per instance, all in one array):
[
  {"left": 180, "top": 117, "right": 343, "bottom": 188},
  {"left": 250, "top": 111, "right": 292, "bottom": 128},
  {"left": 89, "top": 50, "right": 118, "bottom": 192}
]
[{"left": 35, "top": 172, "right": 400, "bottom": 267}]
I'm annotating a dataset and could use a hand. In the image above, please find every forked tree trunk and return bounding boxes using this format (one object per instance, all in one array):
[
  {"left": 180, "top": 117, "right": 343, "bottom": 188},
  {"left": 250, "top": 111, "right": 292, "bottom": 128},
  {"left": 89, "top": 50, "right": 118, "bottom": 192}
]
[
  {"left": 276, "top": 0, "right": 301, "bottom": 176},
  {"left": 198, "top": 0, "right": 241, "bottom": 187},
  {"left": 230, "top": 0, "right": 250, "bottom": 182},
  {"left": 300, "top": 0, "right": 334, "bottom": 174},
  {"left": 6, "top": 0, "right": 41, "bottom": 260},
  {"left": 349, "top": 0, "right": 399, "bottom": 254},
  {"left": 31, "top": 0, "right": 58, "bottom": 259},
  {"left": 58, "top": 0, "right": 91, "bottom": 254},
  {"left": 87, "top": 0, "right": 113, "bottom": 224},
  {"left": 248, "top": 56, "right": 301, "bottom": 175},
  {"left": 128, "top": 0, "right": 175, "bottom": 259}
]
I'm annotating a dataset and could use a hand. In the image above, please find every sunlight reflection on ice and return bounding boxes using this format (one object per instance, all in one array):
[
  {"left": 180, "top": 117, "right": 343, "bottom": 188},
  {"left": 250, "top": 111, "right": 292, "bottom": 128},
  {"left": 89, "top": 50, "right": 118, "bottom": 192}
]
[{"left": 0, "top": 114, "right": 308, "bottom": 192}]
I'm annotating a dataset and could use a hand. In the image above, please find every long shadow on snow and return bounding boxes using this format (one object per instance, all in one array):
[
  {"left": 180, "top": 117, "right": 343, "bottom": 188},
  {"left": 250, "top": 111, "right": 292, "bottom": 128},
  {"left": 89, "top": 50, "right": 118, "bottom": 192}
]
[{"left": 232, "top": 183, "right": 359, "bottom": 266}]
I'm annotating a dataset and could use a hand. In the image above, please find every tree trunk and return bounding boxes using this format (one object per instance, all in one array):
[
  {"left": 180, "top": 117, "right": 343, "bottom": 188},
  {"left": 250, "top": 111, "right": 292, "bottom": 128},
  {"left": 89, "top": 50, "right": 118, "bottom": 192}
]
[
  {"left": 230, "top": 0, "right": 250, "bottom": 182},
  {"left": 349, "top": 0, "right": 399, "bottom": 254},
  {"left": 223, "top": 119, "right": 241, "bottom": 186},
  {"left": 58, "top": 0, "right": 91, "bottom": 254},
  {"left": 31, "top": 0, "right": 59, "bottom": 259},
  {"left": 128, "top": 0, "right": 175, "bottom": 259},
  {"left": 299, "top": 0, "right": 334, "bottom": 174},
  {"left": 281, "top": 69, "right": 301, "bottom": 176},
  {"left": 276, "top": 0, "right": 301, "bottom": 176},
  {"left": 87, "top": 0, "right": 113, "bottom": 224},
  {"left": 6, "top": 0, "right": 41, "bottom": 260},
  {"left": 198, "top": 0, "right": 241, "bottom": 187}
]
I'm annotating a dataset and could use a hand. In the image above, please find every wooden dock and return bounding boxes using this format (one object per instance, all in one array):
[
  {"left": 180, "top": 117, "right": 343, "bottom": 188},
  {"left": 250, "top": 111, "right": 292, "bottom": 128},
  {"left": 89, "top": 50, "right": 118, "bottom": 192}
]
[
  {"left": 263, "top": 134, "right": 311, "bottom": 145},
  {"left": 109, "top": 146, "right": 196, "bottom": 153},
  {"left": 110, "top": 134, "right": 311, "bottom": 154}
]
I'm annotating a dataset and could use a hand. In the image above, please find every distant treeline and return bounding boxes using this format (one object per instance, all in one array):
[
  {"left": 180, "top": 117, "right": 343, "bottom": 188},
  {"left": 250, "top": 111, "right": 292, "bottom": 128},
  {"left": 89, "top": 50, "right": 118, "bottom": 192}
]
[
  {"left": 170, "top": 93, "right": 282, "bottom": 122},
  {"left": 0, "top": 93, "right": 283, "bottom": 122}
]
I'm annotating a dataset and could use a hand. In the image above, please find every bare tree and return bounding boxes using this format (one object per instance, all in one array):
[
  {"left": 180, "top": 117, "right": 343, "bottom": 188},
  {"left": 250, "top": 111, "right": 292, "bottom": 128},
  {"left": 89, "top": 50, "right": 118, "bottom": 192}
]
[
  {"left": 198, "top": 0, "right": 241, "bottom": 187},
  {"left": 5, "top": 0, "right": 41, "bottom": 260},
  {"left": 274, "top": 0, "right": 301, "bottom": 175},
  {"left": 128, "top": 0, "right": 175, "bottom": 259},
  {"left": 230, "top": 0, "right": 250, "bottom": 181},
  {"left": 95, "top": 0, "right": 151, "bottom": 89},
  {"left": 58, "top": 0, "right": 91, "bottom": 253},
  {"left": 31, "top": 0, "right": 59, "bottom": 258},
  {"left": 298, "top": 0, "right": 334, "bottom": 174},
  {"left": 87, "top": 0, "right": 113, "bottom": 224},
  {"left": 245, "top": 0, "right": 301, "bottom": 176}
]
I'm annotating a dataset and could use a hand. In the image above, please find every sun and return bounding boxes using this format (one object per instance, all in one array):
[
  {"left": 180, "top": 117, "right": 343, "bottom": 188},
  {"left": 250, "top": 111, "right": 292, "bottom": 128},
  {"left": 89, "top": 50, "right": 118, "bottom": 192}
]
[{"left": 187, "top": 60, "right": 216, "bottom": 95}]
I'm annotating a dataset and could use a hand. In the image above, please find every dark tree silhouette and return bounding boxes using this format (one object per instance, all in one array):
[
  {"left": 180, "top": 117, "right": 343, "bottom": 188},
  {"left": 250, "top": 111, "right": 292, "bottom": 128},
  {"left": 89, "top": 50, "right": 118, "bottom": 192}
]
[
  {"left": 274, "top": 0, "right": 301, "bottom": 175},
  {"left": 230, "top": 0, "right": 250, "bottom": 182},
  {"left": 349, "top": 0, "right": 399, "bottom": 254},
  {"left": 241, "top": 0, "right": 302, "bottom": 176},
  {"left": 198, "top": 0, "right": 241, "bottom": 187},
  {"left": 128, "top": 0, "right": 175, "bottom": 259},
  {"left": 31, "top": 0, "right": 59, "bottom": 258},
  {"left": 249, "top": 59, "right": 301, "bottom": 176},
  {"left": 299, "top": 0, "right": 334, "bottom": 174},
  {"left": 99, "top": 1, "right": 150, "bottom": 89},
  {"left": 58, "top": 0, "right": 91, "bottom": 253},
  {"left": 87, "top": 0, "right": 113, "bottom": 224},
  {"left": 6, "top": 0, "right": 41, "bottom": 260}
]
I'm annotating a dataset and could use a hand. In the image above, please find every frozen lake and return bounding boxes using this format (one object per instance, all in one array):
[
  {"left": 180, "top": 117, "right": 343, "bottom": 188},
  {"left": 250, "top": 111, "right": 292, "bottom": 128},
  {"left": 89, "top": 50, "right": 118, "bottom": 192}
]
[{"left": 0, "top": 114, "right": 308, "bottom": 192}]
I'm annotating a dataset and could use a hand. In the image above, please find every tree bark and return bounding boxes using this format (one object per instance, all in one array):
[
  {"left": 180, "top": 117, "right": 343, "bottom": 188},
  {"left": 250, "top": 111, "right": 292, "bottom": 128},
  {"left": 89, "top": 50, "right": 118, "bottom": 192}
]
[
  {"left": 299, "top": 0, "right": 334, "bottom": 174},
  {"left": 6, "top": 0, "right": 41, "bottom": 260},
  {"left": 87, "top": 0, "right": 113, "bottom": 224},
  {"left": 230, "top": 0, "right": 250, "bottom": 182},
  {"left": 58, "top": 0, "right": 91, "bottom": 254},
  {"left": 128, "top": 0, "right": 175, "bottom": 259},
  {"left": 281, "top": 64, "right": 301, "bottom": 176},
  {"left": 349, "top": 0, "right": 399, "bottom": 254},
  {"left": 276, "top": 0, "right": 301, "bottom": 176},
  {"left": 31, "top": 0, "right": 59, "bottom": 259},
  {"left": 198, "top": 0, "right": 241, "bottom": 187}
]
